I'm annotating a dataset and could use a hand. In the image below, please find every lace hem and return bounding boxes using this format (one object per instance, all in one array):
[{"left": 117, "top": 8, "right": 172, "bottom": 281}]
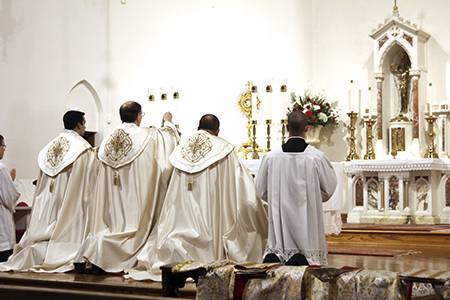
[{"left": 264, "top": 247, "right": 328, "bottom": 265}]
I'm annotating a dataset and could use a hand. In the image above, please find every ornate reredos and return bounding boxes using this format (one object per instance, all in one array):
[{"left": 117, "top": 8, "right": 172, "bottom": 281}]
[
  {"left": 104, "top": 128, "right": 133, "bottom": 162},
  {"left": 181, "top": 132, "right": 213, "bottom": 164},
  {"left": 47, "top": 136, "right": 70, "bottom": 168},
  {"left": 370, "top": 2, "right": 430, "bottom": 74}
]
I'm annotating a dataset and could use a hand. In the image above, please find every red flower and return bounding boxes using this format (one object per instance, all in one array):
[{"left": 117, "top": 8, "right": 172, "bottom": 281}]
[{"left": 305, "top": 110, "right": 313, "bottom": 117}]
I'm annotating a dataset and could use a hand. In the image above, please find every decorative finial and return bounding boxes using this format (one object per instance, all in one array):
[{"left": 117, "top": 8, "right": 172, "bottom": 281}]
[{"left": 393, "top": 0, "right": 399, "bottom": 17}]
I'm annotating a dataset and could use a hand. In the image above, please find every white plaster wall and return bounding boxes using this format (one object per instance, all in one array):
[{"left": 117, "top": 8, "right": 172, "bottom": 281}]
[
  {"left": 312, "top": 0, "right": 450, "bottom": 161},
  {"left": 0, "top": 0, "right": 109, "bottom": 179},
  {"left": 107, "top": 0, "right": 313, "bottom": 145},
  {"left": 3, "top": 0, "right": 450, "bottom": 180}
]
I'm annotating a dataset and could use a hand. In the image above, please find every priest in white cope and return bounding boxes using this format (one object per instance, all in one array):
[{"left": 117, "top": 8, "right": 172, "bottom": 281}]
[
  {"left": 75, "top": 101, "right": 179, "bottom": 274},
  {"left": 0, "top": 134, "right": 20, "bottom": 263},
  {"left": 255, "top": 110, "right": 336, "bottom": 266},
  {"left": 127, "top": 114, "right": 267, "bottom": 281},
  {"left": 0, "top": 111, "right": 98, "bottom": 272}
]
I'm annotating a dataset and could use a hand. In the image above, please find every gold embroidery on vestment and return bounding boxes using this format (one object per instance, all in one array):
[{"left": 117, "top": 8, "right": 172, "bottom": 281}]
[
  {"left": 104, "top": 129, "right": 133, "bottom": 162},
  {"left": 47, "top": 136, "right": 70, "bottom": 168},
  {"left": 181, "top": 133, "right": 212, "bottom": 163}
]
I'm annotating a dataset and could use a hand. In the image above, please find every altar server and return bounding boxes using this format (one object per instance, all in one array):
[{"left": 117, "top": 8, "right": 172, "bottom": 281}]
[
  {"left": 0, "top": 134, "right": 20, "bottom": 263},
  {"left": 256, "top": 110, "right": 336, "bottom": 266}
]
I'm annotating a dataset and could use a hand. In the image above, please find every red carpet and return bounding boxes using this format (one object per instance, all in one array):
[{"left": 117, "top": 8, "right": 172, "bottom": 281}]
[
  {"left": 342, "top": 224, "right": 450, "bottom": 232},
  {"left": 329, "top": 248, "right": 421, "bottom": 257}
]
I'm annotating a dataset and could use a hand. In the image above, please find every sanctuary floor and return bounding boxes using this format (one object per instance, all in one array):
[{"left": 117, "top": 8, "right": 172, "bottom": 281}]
[{"left": 1, "top": 224, "right": 449, "bottom": 299}]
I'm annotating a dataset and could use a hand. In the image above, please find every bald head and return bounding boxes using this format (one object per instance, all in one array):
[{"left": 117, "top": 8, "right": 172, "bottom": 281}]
[
  {"left": 287, "top": 110, "right": 308, "bottom": 137},
  {"left": 198, "top": 114, "right": 220, "bottom": 136},
  {"left": 120, "top": 101, "right": 142, "bottom": 124}
]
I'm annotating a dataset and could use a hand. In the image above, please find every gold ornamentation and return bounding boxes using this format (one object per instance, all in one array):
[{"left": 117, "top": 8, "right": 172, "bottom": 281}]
[
  {"left": 160, "top": 126, "right": 177, "bottom": 137},
  {"left": 364, "top": 117, "right": 376, "bottom": 160},
  {"left": 424, "top": 115, "right": 438, "bottom": 158},
  {"left": 47, "top": 136, "right": 70, "bottom": 168},
  {"left": 113, "top": 172, "right": 121, "bottom": 186},
  {"left": 238, "top": 81, "right": 253, "bottom": 119},
  {"left": 237, "top": 81, "right": 261, "bottom": 159},
  {"left": 251, "top": 120, "right": 259, "bottom": 159},
  {"left": 181, "top": 133, "right": 212, "bottom": 163},
  {"left": 104, "top": 129, "right": 133, "bottom": 162},
  {"left": 391, "top": 127, "right": 405, "bottom": 153},
  {"left": 346, "top": 112, "right": 360, "bottom": 161},
  {"left": 49, "top": 179, "right": 55, "bottom": 193}
]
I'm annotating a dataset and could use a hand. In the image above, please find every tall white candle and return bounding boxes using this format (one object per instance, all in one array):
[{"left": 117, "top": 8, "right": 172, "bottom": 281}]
[
  {"left": 348, "top": 80, "right": 354, "bottom": 112},
  {"left": 251, "top": 90, "right": 258, "bottom": 120},
  {"left": 265, "top": 91, "right": 273, "bottom": 120},
  {"left": 358, "top": 89, "right": 362, "bottom": 115}
]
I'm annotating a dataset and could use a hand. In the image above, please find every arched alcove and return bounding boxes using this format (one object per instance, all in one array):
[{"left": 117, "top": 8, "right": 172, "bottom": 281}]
[{"left": 66, "top": 80, "right": 103, "bottom": 145}]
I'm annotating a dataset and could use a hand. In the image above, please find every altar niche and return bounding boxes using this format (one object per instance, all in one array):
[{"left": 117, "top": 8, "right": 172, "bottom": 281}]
[{"left": 370, "top": 14, "right": 430, "bottom": 158}]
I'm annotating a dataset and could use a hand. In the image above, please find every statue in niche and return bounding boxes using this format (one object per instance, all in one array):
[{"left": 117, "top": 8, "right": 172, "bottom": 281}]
[{"left": 390, "top": 52, "right": 411, "bottom": 120}]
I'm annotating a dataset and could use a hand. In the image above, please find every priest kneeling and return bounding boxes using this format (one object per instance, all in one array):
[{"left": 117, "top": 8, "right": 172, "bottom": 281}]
[
  {"left": 127, "top": 114, "right": 267, "bottom": 280},
  {"left": 75, "top": 101, "right": 179, "bottom": 274},
  {"left": 256, "top": 110, "right": 337, "bottom": 266},
  {"left": 0, "top": 110, "right": 98, "bottom": 272}
]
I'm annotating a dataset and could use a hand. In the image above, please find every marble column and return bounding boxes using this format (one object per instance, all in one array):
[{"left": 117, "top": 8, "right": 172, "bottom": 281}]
[
  {"left": 410, "top": 71, "right": 420, "bottom": 139},
  {"left": 436, "top": 111, "right": 450, "bottom": 158},
  {"left": 375, "top": 74, "right": 384, "bottom": 140}
]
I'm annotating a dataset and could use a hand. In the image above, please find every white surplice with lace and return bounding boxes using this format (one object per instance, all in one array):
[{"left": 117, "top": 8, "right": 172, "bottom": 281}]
[{"left": 255, "top": 145, "right": 336, "bottom": 265}]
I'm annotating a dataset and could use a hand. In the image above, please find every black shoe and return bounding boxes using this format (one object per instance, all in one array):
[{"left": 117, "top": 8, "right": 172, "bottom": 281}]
[
  {"left": 91, "top": 264, "right": 106, "bottom": 275},
  {"left": 74, "top": 262, "right": 87, "bottom": 274},
  {"left": 285, "top": 253, "right": 309, "bottom": 266},
  {"left": 263, "top": 253, "right": 281, "bottom": 263}
]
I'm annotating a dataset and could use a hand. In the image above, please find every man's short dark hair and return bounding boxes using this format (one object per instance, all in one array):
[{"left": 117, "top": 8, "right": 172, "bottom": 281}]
[
  {"left": 63, "top": 111, "right": 85, "bottom": 130},
  {"left": 198, "top": 114, "right": 220, "bottom": 131},
  {"left": 0, "top": 134, "right": 4, "bottom": 145},
  {"left": 287, "top": 110, "right": 308, "bottom": 135},
  {"left": 120, "top": 101, "right": 142, "bottom": 123}
]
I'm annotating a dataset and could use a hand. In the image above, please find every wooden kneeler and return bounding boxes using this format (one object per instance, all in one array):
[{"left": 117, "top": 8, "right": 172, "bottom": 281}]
[{"left": 160, "top": 263, "right": 207, "bottom": 297}]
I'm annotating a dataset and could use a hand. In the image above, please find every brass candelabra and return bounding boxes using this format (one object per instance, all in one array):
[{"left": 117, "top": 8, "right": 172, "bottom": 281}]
[
  {"left": 266, "top": 119, "right": 272, "bottom": 151},
  {"left": 424, "top": 115, "right": 438, "bottom": 158},
  {"left": 363, "top": 116, "right": 376, "bottom": 160},
  {"left": 346, "top": 111, "right": 360, "bottom": 161},
  {"left": 251, "top": 120, "right": 260, "bottom": 159}
]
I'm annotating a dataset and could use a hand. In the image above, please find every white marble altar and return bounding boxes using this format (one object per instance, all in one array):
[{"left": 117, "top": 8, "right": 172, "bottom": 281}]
[{"left": 344, "top": 158, "right": 450, "bottom": 224}]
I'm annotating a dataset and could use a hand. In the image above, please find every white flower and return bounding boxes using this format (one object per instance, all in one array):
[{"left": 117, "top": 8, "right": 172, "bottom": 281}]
[
  {"left": 318, "top": 112, "right": 328, "bottom": 122},
  {"left": 303, "top": 108, "right": 310, "bottom": 114},
  {"left": 313, "top": 104, "right": 321, "bottom": 111}
]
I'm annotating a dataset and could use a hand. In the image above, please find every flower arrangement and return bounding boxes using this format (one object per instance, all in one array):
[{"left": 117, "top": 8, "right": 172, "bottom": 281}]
[{"left": 290, "top": 91, "right": 338, "bottom": 127}]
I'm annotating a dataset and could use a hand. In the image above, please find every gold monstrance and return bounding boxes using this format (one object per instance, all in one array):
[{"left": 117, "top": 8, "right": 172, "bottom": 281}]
[{"left": 238, "top": 81, "right": 260, "bottom": 159}]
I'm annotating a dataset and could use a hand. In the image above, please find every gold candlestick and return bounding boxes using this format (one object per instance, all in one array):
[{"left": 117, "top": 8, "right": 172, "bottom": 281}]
[
  {"left": 251, "top": 120, "right": 260, "bottom": 159},
  {"left": 364, "top": 116, "right": 376, "bottom": 160},
  {"left": 424, "top": 115, "right": 438, "bottom": 158},
  {"left": 281, "top": 119, "right": 287, "bottom": 144},
  {"left": 346, "top": 111, "right": 360, "bottom": 161},
  {"left": 266, "top": 119, "right": 272, "bottom": 151}
]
